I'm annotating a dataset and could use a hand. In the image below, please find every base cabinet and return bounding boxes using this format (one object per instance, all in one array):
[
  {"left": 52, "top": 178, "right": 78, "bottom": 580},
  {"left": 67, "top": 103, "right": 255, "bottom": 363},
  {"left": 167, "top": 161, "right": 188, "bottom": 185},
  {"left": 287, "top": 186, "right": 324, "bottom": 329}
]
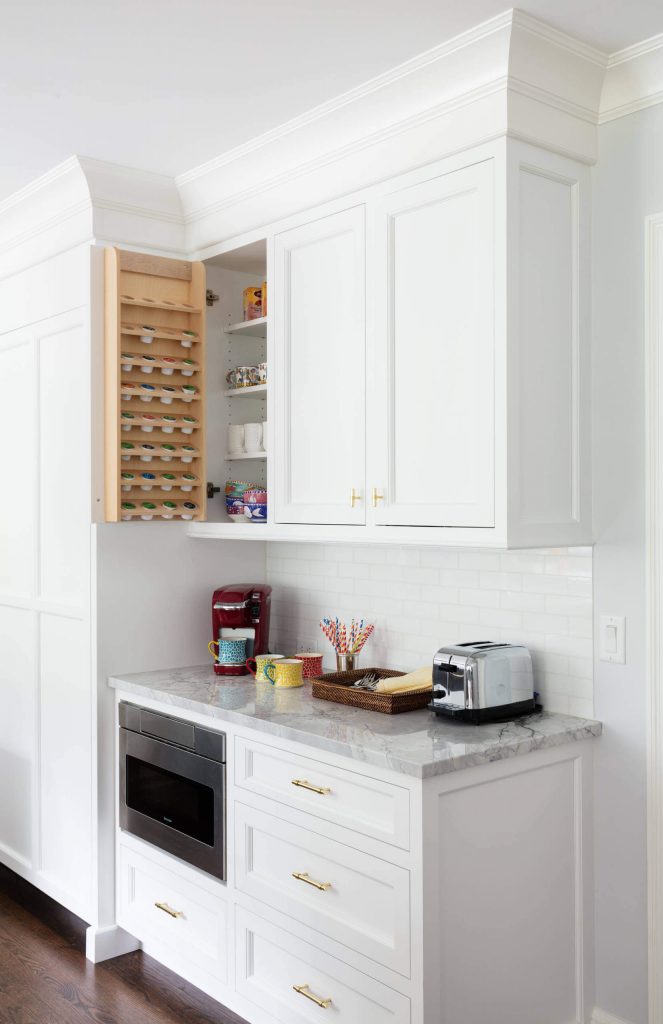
[{"left": 115, "top": 697, "right": 594, "bottom": 1024}]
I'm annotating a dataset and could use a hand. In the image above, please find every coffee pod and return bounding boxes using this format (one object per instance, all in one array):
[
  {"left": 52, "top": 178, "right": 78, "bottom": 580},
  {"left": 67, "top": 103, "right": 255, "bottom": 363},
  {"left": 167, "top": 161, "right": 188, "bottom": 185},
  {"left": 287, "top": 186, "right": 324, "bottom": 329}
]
[
  {"left": 181, "top": 472, "right": 196, "bottom": 492},
  {"left": 139, "top": 325, "right": 156, "bottom": 344},
  {"left": 121, "top": 411, "right": 134, "bottom": 431},
  {"left": 181, "top": 359, "right": 195, "bottom": 377},
  {"left": 140, "top": 414, "right": 156, "bottom": 433},
  {"left": 161, "top": 500, "right": 178, "bottom": 519},
  {"left": 181, "top": 330, "right": 197, "bottom": 348},
  {"left": 120, "top": 472, "right": 135, "bottom": 491},
  {"left": 140, "top": 355, "right": 156, "bottom": 373},
  {"left": 121, "top": 441, "right": 135, "bottom": 461},
  {"left": 161, "top": 357, "right": 177, "bottom": 376},
  {"left": 181, "top": 384, "right": 196, "bottom": 402},
  {"left": 121, "top": 354, "right": 133, "bottom": 372},
  {"left": 181, "top": 445, "right": 196, "bottom": 463},
  {"left": 139, "top": 443, "right": 156, "bottom": 462},
  {"left": 160, "top": 385, "right": 176, "bottom": 404},
  {"left": 139, "top": 383, "right": 155, "bottom": 402},
  {"left": 140, "top": 501, "right": 157, "bottom": 520},
  {"left": 180, "top": 501, "right": 198, "bottom": 520},
  {"left": 160, "top": 443, "right": 176, "bottom": 462},
  {"left": 161, "top": 414, "right": 177, "bottom": 433},
  {"left": 140, "top": 471, "right": 156, "bottom": 491},
  {"left": 160, "top": 472, "right": 176, "bottom": 491},
  {"left": 122, "top": 382, "right": 138, "bottom": 401},
  {"left": 181, "top": 415, "right": 196, "bottom": 434},
  {"left": 121, "top": 501, "right": 136, "bottom": 521}
]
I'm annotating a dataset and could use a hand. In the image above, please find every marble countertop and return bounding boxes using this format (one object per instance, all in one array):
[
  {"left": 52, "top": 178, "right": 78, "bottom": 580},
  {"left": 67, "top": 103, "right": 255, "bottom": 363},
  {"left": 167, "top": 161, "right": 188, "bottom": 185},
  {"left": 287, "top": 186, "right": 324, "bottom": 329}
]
[{"left": 109, "top": 665, "right": 602, "bottom": 779}]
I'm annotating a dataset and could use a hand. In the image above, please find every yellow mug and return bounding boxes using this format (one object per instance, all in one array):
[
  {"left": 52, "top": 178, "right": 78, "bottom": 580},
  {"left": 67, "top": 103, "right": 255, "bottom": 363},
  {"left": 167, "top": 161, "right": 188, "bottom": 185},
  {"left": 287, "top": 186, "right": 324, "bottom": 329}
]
[{"left": 264, "top": 658, "right": 304, "bottom": 688}]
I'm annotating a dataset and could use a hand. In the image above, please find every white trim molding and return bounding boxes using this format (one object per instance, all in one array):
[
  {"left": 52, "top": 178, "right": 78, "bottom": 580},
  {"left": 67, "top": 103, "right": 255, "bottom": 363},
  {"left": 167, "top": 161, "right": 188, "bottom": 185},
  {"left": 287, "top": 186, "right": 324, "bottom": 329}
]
[
  {"left": 646, "top": 211, "right": 663, "bottom": 1024},
  {"left": 600, "top": 32, "right": 663, "bottom": 123}
]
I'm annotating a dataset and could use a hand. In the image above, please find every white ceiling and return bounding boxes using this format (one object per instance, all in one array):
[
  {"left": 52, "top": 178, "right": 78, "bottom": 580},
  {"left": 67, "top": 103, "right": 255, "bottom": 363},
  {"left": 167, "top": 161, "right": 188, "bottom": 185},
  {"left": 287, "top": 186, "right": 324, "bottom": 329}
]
[{"left": 2, "top": 0, "right": 663, "bottom": 203}]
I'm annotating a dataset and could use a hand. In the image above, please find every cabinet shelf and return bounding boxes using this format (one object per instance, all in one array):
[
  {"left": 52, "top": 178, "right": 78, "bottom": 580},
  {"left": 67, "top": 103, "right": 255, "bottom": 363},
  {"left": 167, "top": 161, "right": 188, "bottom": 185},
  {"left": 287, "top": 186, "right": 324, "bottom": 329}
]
[
  {"left": 121, "top": 323, "right": 201, "bottom": 345},
  {"left": 223, "top": 383, "right": 267, "bottom": 399},
  {"left": 225, "top": 451, "right": 266, "bottom": 461},
  {"left": 121, "top": 296, "right": 201, "bottom": 314},
  {"left": 224, "top": 317, "right": 267, "bottom": 338}
]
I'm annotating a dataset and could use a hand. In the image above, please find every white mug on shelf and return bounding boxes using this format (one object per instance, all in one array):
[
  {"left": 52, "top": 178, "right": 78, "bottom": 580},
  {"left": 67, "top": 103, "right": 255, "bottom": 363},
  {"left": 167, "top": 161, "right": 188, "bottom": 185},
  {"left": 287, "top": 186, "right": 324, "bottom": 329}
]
[
  {"left": 261, "top": 420, "right": 268, "bottom": 451},
  {"left": 244, "top": 422, "right": 263, "bottom": 452},
  {"left": 228, "top": 423, "right": 245, "bottom": 454}
]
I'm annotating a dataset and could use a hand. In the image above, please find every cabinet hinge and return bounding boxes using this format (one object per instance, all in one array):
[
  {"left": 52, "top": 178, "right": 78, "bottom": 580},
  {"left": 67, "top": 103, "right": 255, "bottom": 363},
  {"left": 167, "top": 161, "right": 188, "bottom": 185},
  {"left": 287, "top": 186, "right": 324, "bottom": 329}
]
[
  {"left": 206, "top": 289, "right": 219, "bottom": 306},
  {"left": 207, "top": 482, "right": 221, "bottom": 499}
]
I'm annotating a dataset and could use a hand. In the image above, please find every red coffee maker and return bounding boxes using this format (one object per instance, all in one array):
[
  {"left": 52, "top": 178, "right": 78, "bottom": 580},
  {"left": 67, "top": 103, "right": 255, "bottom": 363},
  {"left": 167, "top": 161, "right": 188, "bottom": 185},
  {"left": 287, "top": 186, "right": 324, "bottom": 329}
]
[{"left": 211, "top": 584, "right": 272, "bottom": 676}]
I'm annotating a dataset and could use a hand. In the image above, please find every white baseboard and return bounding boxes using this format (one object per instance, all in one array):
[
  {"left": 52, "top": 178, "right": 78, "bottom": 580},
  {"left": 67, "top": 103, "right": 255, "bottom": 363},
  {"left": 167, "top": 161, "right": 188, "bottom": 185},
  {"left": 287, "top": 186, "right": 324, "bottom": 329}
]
[
  {"left": 85, "top": 924, "right": 141, "bottom": 963},
  {"left": 592, "top": 1008, "right": 638, "bottom": 1024}
]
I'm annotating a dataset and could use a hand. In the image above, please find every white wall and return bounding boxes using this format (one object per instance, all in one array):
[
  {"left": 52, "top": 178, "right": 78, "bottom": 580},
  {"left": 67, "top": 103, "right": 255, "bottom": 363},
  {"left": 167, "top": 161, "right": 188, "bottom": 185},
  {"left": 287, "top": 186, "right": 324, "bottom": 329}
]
[
  {"left": 93, "top": 524, "right": 264, "bottom": 926},
  {"left": 590, "top": 105, "right": 663, "bottom": 1024},
  {"left": 266, "top": 543, "right": 593, "bottom": 716}
]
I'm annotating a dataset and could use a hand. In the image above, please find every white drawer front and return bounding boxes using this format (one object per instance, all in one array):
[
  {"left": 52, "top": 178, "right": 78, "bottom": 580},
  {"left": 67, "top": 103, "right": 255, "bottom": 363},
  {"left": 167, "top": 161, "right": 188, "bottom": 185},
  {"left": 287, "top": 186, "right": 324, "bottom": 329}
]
[
  {"left": 235, "top": 803, "right": 410, "bottom": 976},
  {"left": 235, "top": 736, "right": 410, "bottom": 849},
  {"left": 236, "top": 907, "right": 410, "bottom": 1024},
  {"left": 117, "top": 843, "right": 228, "bottom": 982}
]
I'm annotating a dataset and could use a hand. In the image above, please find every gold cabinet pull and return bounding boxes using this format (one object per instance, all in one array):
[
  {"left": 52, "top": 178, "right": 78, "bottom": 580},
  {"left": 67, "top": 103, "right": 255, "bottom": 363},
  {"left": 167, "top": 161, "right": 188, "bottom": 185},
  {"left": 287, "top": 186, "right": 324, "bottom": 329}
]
[
  {"left": 293, "top": 984, "right": 332, "bottom": 1009},
  {"left": 154, "top": 901, "right": 184, "bottom": 919},
  {"left": 350, "top": 487, "right": 362, "bottom": 508},
  {"left": 371, "top": 487, "right": 384, "bottom": 508},
  {"left": 291, "top": 778, "right": 331, "bottom": 795},
  {"left": 292, "top": 871, "right": 331, "bottom": 892}
]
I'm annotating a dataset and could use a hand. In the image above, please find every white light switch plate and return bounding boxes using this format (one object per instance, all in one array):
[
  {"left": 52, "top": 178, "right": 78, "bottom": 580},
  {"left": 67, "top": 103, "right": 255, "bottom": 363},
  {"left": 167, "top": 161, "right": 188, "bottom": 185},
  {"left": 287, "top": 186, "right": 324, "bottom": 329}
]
[{"left": 599, "top": 615, "right": 626, "bottom": 663}]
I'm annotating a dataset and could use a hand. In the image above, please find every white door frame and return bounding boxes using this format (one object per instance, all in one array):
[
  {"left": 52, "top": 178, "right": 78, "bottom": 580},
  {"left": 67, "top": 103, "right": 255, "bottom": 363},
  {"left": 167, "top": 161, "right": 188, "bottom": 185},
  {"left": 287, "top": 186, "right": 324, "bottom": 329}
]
[{"left": 645, "top": 211, "right": 663, "bottom": 1024}]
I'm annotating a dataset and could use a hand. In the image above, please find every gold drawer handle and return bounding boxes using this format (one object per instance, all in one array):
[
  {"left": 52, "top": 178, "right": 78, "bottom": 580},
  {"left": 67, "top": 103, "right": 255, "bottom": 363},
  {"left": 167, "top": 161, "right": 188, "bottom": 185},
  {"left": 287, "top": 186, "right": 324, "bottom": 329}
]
[
  {"left": 154, "top": 901, "right": 184, "bottom": 919},
  {"left": 350, "top": 487, "right": 362, "bottom": 508},
  {"left": 293, "top": 983, "right": 332, "bottom": 1009},
  {"left": 292, "top": 871, "right": 331, "bottom": 892},
  {"left": 291, "top": 778, "right": 331, "bottom": 795},
  {"left": 371, "top": 487, "right": 384, "bottom": 508}
]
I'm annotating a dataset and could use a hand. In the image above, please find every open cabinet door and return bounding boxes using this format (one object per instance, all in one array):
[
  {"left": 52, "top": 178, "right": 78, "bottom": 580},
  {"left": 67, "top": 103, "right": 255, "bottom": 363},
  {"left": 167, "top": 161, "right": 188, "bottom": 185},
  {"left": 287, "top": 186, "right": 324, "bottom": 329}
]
[{"left": 104, "top": 248, "right": 207, "bottom": 523}]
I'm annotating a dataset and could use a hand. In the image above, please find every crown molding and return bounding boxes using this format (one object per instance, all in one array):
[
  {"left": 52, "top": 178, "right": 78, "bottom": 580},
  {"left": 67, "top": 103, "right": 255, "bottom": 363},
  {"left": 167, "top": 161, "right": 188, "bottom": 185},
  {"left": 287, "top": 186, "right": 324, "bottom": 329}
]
[
  {"left": 176, "top": 9, "right": 514, "bottom": 189},
  {"left": 600, "top": 31, "right": 663, "bottom": 122}
]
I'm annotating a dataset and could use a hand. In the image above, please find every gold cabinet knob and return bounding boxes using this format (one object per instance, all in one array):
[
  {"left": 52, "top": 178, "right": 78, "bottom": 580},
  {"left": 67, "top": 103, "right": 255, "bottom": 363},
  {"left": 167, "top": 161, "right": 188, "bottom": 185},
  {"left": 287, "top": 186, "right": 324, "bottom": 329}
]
[
  {"left": 350, "top": 487, "right": 362, "bottom": 508},
  {"left": 293, "top": 984, "right": 332, "bottom": 1008},
  {"left": 371, "top": 487, "right": 384, "bottom": 508},
  {"left": 292, "top": 871, "right": 332, "bottom": 891},
  {"left": 291, "top": 778, "right": 331, "bottom": 795},
  {"left": 154, "top": 901, "right": 184, "bottom": 919}
]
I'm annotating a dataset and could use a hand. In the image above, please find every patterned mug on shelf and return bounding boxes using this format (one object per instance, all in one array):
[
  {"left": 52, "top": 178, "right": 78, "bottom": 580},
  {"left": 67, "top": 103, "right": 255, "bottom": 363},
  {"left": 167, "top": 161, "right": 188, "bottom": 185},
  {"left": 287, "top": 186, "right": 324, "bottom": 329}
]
[
  {"left": 246, "top": 653, "right": 285, "bottom": 683},
  {"left": 208, "top": 636, "right": 247, "bottom": 666},
  {"left": 294, "top": 652, "right": 324, "bottom": 679},
  {"left": 264, "top": 658, "right": 304, "bottom": 689}
]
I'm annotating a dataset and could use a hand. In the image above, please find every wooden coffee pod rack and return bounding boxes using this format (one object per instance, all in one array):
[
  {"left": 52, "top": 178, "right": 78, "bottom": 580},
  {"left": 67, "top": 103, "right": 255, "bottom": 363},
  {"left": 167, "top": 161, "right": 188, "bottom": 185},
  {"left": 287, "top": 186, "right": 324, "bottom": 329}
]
[{"left": 104, "top": 248, "right": 207, "bottom": 522}]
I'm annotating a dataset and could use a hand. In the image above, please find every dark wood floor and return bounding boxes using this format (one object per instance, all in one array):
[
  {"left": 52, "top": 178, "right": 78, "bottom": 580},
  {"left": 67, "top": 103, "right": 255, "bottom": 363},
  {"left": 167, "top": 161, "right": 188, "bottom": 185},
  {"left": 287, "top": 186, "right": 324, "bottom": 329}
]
[{"left": 0, "top": 864, "right": 248, "bottom": 1024}]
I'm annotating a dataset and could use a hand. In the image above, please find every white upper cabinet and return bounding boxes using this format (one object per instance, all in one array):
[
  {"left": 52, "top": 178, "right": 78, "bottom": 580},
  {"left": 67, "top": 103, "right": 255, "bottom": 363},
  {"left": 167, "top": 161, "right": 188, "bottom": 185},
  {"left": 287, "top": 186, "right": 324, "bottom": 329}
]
[
  {"left": 367, "top": 160, "right": 495, "bottom": 528},
  {"left": 274, "top": 207, "right": 366, "bottom": 526}
]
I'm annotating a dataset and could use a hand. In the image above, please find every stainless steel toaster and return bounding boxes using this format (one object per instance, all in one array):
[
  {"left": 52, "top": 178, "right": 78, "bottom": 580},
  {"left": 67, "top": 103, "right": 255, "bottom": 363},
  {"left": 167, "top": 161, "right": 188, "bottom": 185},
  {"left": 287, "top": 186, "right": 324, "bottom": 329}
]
[{"left": 430, "top": 641, "right": 536, "bottom": 724}]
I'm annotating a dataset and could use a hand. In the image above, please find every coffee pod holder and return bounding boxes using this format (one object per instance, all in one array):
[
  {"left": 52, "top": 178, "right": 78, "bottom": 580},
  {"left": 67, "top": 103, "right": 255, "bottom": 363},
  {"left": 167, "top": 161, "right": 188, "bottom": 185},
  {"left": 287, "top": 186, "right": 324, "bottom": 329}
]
[{"left": 105, "top": 248, "right": 207, "bottom": 522}]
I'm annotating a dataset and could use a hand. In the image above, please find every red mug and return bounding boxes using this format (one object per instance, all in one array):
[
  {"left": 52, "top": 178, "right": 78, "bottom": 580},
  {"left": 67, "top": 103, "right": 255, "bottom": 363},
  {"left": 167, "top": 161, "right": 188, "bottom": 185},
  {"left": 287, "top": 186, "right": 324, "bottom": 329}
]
[{"left": 295, "top": 652, "right": 324, "bottom": 678}]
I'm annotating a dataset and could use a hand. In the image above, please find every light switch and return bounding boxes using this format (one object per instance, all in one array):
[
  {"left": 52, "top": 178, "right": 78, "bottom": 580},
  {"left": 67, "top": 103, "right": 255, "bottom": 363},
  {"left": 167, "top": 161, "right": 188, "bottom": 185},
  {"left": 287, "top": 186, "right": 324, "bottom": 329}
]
[{"left": 600, "top": 615, "right": 625, "bottom": 663}]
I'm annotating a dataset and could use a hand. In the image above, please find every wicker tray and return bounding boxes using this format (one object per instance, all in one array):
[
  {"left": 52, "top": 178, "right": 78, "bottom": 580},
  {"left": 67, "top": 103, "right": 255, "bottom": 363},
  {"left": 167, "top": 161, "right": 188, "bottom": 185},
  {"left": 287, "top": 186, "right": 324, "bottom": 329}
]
[{"left": 311, "top": 668, "right": 431, "bottom": 715}]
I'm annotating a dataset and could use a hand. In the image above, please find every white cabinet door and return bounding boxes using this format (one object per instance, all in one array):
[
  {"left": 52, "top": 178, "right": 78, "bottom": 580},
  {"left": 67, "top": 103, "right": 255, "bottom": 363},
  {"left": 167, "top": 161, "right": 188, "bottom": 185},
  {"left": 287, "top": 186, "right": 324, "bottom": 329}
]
[
  {"left": 368, "top": 159, "right": 495, "bottom": 527},
  {"left": 274, "top": 207, "right": 366, "bottom": 525}
]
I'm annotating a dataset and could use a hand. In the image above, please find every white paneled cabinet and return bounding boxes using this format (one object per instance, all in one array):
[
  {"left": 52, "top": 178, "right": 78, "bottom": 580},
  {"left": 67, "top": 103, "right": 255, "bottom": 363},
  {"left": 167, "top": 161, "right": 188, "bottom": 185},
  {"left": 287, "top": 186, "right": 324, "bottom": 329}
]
[
  {"left": 261, "top": 140, "right": 591, "bottom": 545},
  {"left": 274, "top": 207, "right": 366, "bottom": 526},
  {"left": 369, "top": 159, "right": 495, "bottom": 528}
]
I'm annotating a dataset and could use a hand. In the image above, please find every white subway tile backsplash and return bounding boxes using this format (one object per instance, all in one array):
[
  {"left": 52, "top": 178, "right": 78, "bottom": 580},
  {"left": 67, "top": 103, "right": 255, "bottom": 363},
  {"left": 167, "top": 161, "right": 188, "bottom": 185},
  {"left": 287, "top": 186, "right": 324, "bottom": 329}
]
[{"left": 266, "top": 544, "right": 594, "bottom": 715}]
